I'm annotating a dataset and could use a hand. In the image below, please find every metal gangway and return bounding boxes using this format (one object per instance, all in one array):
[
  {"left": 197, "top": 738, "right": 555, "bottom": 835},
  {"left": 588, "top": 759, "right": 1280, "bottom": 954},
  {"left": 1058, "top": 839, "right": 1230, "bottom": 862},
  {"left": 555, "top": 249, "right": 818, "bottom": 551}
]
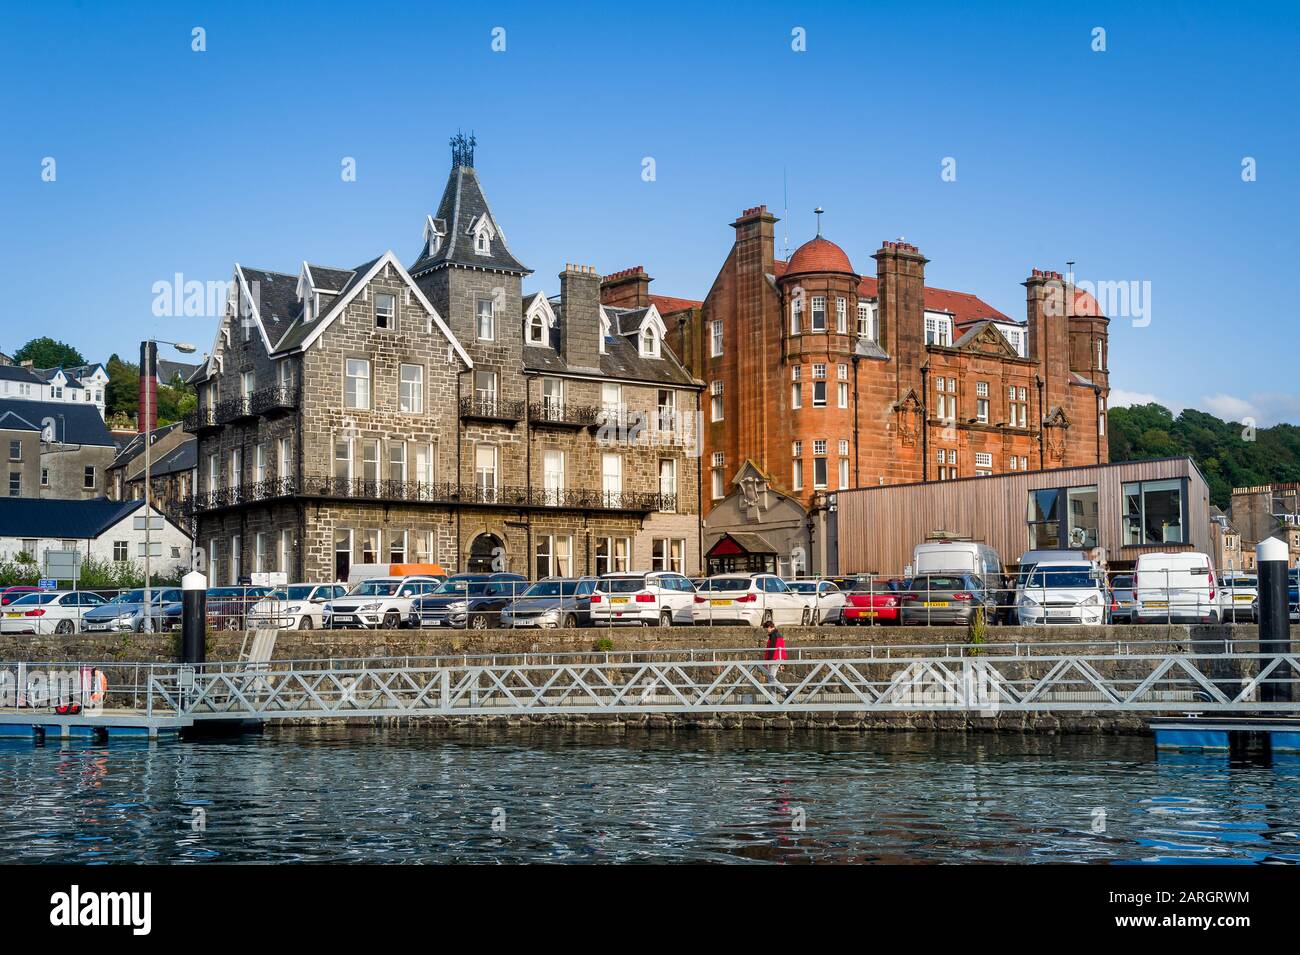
[{"left": 127, "top": 639, "right": 1299, "bottom": 722}]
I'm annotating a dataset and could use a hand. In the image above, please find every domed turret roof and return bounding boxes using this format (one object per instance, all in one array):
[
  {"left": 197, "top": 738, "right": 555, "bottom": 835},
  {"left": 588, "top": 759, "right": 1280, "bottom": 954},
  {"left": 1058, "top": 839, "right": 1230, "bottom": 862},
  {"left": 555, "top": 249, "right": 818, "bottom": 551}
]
[{"left": 785, "top": 236, "right": 856, "bottom": 277}]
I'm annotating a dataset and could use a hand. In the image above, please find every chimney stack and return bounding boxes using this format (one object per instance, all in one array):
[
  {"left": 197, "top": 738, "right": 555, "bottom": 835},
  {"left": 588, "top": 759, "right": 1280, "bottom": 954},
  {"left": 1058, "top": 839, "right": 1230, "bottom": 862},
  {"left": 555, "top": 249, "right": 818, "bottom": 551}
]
[
  {"left": 873, "top": 240, "right": 928, "bottom": 403},
  {"left": 559, "top": 264, "right": 602, "bottom": 370},
  {"left": 600, "top": 266, "right": 652, "bottom": 309},
  {"left": 138, "top": 340, "right": 158, "bottom": 434},
  {"left": 1024, "top": 269, "right": 1069, "bottom": 413}
]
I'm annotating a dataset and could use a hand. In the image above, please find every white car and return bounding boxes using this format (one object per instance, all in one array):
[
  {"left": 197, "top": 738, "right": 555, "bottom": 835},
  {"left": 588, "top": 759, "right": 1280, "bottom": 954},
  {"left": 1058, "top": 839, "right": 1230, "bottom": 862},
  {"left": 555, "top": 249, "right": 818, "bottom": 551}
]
[
  {"left": 690, "top": 574, "right": 808, "bottom": 627},
  {"left": 785, "top": 579, "right": 847, "bottom": 625},
  {"left": 589, "top": 572, "right": 697, "bottom": 626},
  {"left": 246, "top": 583, "right": 349, "bottom": 630},
  {"left": 1134, "top": 552, "right": 1220, "bottom": 625},
  {"left": 1016, "top": 562, "right": 1107, "bottom": 626},
  {"left": 1215, "top": 574, "right": 1257, "bottom": 623},
  {"left": 0, "top": 590, "right": 109, "bottom": 635},
  {"left": 323, "top": 576, "right": 442, "bottom": 629}
]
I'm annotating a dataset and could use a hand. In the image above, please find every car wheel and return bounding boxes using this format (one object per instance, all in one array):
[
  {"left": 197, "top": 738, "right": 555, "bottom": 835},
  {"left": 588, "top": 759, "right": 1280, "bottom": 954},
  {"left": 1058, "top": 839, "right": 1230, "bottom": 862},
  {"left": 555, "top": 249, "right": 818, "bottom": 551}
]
[
  {"left": 55, "top": 619, "right": 75, "bottom": 635},
  {"left": 801, "top": 608, "right": 811, "bottom": 626},
  {"left": 659, "top": 610, "right": 673, "bottom": 628},
  {"left": 382, "top": 610, "right": 402, "bottom": 630},
  {"left": 223, "top": 615, "right": 240, "bottom": 631},
  {"left": 469, "top": 612, "right": 490, "bottom": 630},
  {"left": 761, "top": 610, "right": 774, "bottom": 627},
  {"left": 299, "top": 616, "right": 313, "bottom": 630},
  {"left": 563, "top": 613, "right": 579, "bottom": 629}
]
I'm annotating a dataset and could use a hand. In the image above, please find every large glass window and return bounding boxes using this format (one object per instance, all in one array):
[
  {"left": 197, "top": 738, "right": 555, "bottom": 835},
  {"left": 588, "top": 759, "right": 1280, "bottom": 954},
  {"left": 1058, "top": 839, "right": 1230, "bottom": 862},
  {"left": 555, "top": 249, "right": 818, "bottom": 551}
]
[
  {"left": 1027, "top": 488, "right": 1061, "bottom": 549},
  {"left": 1123, "top": 479, "right": 1185, "bottom": 545},
  {"left": 1028, "top": 484, "right": 1100, "bottom": 548},
  {"left": 1066, "top": 486, "right": 1099, "bottom": 548}
]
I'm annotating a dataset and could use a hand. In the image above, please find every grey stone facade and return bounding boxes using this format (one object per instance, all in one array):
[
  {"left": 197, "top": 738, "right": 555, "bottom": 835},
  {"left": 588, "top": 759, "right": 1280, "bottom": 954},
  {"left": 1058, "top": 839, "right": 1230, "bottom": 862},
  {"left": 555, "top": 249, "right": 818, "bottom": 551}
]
[{"left": 188, "top": 146, "right": 703, "bottom": 584}]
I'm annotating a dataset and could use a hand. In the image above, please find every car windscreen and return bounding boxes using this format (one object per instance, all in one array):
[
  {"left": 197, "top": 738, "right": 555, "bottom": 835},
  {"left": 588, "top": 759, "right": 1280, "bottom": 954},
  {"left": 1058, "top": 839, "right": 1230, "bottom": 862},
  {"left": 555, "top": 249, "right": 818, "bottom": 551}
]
[
  {"left": 109, "top": 590, "right": 145, "bottom": 604},
  {"left": 433, "top": 580, "right": 469, "bottom": 595},
  {"left": 698, "top": 578, "right": 752, "bottom": 592},
  {"left": 912, "top": 576, "right": 969, "bottom": 590},
  {"left": 283, "top": 586, "right": 317, "bottom": 600},
  {"left": 786, "top": 582, "right": 817, "bottom": 593},
  {"left": 1026, "top": 567, "right": 1095, "bottom": 588},
  {"left": 523, "top": 581, "right": 564, "bottom": 598},
  {"left": 349, "top": 581, "right": 400, "bottom": 596},
  {"left": 1222, "top": 578, "right": 1255, "bottom": 588},
  {"left": 1112, "top": 576, "right": 1133, "bottom": 589},
  {"left": 597, "top": 578, "right": 647, "bottom": 594}
]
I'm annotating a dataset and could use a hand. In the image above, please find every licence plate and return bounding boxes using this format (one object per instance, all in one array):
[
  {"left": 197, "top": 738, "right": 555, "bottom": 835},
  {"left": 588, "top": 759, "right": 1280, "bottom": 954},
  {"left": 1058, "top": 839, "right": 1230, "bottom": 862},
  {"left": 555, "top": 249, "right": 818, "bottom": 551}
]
[
  {"left": 86, "top": 624, "right": 107, "bottom": 631},
  {"left": 923, "top": 601, "right": 948, "bottom": 608},
  {"left": 859, "top": 611, "right": 878, "bottom": 617},
  {"left": 4, "top": 612, "right": 20, "bottom": 618},
  {"left": 1234, "top": 595, "right": 1252, "bottom": 602},
  {"left": 612, "top": 597, "right": 629, "bottom": 605},
  {"left": 1047, "top": 608, "right": 1074, "bottom": 617},
  {"left": 710, "top": 599, "right": 732, "bottom": 606},
  {"left": 1145, "top": 601, "right": 1168, "bottom": 609},
  {"left": 334, "top": 614, "right": 355, "bottom": 623}
]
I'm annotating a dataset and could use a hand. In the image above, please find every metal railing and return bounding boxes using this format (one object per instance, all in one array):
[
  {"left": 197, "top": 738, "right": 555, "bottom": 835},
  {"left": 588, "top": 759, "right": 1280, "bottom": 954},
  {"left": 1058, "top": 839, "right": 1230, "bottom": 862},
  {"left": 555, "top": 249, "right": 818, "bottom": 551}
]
[
  {"left": 123, "top": 646, "right": 1299, "bottom": 719},
  {"left": 459, "top": 396, "right": 526, "bottom": 422}
]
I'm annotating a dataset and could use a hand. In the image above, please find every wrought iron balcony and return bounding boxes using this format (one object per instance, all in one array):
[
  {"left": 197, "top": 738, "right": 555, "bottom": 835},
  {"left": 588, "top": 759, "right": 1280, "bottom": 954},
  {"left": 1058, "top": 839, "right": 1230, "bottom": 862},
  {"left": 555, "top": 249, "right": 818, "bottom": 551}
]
[
  {"left": 183, "top": 406, "right": 219, "bottom": 434},
  {"left": 250, "top": 384, "right": 299, "bottom": 416},
  {"left": 215, "top": 395, "right": 257, "bottom": 424},
  {"left": 527, "top": 401, "right": 600, "bottom": 429},
  {"left": 186, "top": 475, "right": 673, "bottom": 515},
  {"left": 459, "top": 396, "right": 525, "bottom": 424}
]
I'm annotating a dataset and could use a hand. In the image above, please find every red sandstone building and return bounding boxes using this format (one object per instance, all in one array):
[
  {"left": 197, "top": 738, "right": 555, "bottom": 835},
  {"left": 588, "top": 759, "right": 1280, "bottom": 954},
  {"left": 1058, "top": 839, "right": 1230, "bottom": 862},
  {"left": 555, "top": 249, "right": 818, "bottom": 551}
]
[{"left": 601, "top": 206, "right": 1110, "bottom": 574}]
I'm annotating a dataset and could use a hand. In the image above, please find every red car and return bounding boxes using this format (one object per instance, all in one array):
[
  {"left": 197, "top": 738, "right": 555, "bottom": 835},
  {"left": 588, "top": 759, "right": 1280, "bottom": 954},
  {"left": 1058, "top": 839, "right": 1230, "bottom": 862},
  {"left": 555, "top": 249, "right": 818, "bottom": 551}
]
[
  {"left": 838, "top": 577, "right": 905, "bottom": 625},
  {"left": 0, "top": 586, "right": 41, "bottom": 607}
]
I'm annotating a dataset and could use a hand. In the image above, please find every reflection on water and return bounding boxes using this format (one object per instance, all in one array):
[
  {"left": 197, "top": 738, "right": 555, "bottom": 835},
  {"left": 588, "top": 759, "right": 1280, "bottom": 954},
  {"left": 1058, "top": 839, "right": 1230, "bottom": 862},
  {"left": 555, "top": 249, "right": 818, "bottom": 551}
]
[{"left": 1, "top": 728, "right": 1298, "bottom": 864}]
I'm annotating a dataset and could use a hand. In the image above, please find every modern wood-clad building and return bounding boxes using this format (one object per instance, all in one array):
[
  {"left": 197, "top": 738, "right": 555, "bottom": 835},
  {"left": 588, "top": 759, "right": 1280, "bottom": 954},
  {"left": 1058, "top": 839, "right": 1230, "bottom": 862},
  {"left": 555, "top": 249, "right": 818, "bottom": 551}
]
[{"left": 835, "top": 456, "right": 1211, "bottom": 574}]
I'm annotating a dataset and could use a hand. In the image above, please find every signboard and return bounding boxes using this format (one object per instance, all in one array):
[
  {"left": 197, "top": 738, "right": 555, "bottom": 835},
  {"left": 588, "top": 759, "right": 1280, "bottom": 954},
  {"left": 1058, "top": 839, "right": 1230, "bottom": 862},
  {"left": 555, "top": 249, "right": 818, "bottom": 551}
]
[
  {"left": 133, "top": 515, "right": 165, "bottom": 532},
  {"left": 43, "top": 550, "right": 81, "bottom": 582},
  {"left": 137, "top": 541, "right": 163, "bottom": 558},
  {"left": 251, "top": 572, "right": 288, "bottom": 588},
  {"left": 38, "top": 578, "right": 57, "bottom": 590}
]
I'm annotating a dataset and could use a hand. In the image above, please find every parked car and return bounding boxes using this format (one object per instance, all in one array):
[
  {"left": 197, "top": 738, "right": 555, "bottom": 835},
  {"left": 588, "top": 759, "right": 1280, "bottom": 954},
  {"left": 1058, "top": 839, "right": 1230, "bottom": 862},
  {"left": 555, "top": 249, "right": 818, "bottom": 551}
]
[
  {"left": 1110, "top": 573, "right": 1137, "bottom": 624},
  {"left": 689, "top": 573, "right": 806, "bottom": 627},
  {"left": 0, "top": 586, "right": 41, "bottom": 607},
  {"left": 0, "top": 590, "right": 109, "bottom": 634},
  {"left": 408, "top": 574, "right": 528, "bottom": 628},
  {"left": 324, "top": 576, "right": 442, "bottom": 629},
  {"left": 206, "top": 586, "right": 276, "bottom": 630},
  {"left": 1016, "top": 562, "right": 1107, "bottom": 626},
  {"left": 785, "top": 579, "right": 847, "bottom": 625},
  {"left": 500, "top": 577, "right": 598, "bottom": 629},
  {"left": 246, "top": 583, "right": 350, "bottom": 630},
  {"left": 591, "top": 571, "right": 697, "bottom": 626},
  {"left": 1133, "top": 552, "right": 1220, "bottom": 625},
  {"left": 1216, "top": 574, "right": 1258, "bottom": 623},
  {"left": 840, "top": 576, "right": 905, "bottom": 625},
  {"left": 81, "top": 588, "right": 183, "bottom": 632},
  {"left": 900, "top": 574, "right": 999, "bottom": 626},
  {"left": 913, "top": 540, "right": 1012, "bottom": 621}
]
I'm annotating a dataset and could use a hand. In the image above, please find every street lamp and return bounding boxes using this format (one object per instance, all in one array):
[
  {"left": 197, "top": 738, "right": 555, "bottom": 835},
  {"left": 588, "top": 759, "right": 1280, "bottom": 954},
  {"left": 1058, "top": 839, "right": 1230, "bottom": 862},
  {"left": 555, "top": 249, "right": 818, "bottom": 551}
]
[{"left": 141, "top": 338, "right": 196, "bottom": 633}]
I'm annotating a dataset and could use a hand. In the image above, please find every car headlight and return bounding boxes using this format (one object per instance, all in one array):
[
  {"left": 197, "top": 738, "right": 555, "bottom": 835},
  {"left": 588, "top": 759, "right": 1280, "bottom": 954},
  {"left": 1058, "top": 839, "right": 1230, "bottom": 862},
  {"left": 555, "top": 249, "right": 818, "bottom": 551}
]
[
  {"left": 1082, "top": 594, "right": 1102, "bottom": 607},
  {"left": 359, "top": 602, "right": 382, "bottom": 612},
  {"left": 116, "top": 612, "right": 136, "bottom": 621},
  {"left": 1020, "top": 595, "right": 1039, "bottom": 607},
  {"left": 283, "top": 605, "right": 302, "bottom": 613},
  {"left": 447, "top": 601, "right": 468, "bottom": 611},
  {"left": 538, "top": 607, "right": 559, "bottom": 619}
]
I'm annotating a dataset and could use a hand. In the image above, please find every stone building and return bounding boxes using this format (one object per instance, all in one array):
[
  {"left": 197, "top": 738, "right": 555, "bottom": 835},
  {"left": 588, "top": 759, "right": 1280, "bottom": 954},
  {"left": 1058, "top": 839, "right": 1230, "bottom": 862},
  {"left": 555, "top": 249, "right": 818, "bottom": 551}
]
[
  {"left": 108, "top": 422, "right": 197, "bottom": 531},
  {"left": 0, "top": 397, "right": 116, "bottom": 500},
  {"left": 1228, "top": 483, "right": 1300, "bottom": 568},
  {"left": 185, "top": 137, "right": 702, "bottom": 584},
  {"left": 609, "top": 206, "right": 1110, "bottom": 572}
]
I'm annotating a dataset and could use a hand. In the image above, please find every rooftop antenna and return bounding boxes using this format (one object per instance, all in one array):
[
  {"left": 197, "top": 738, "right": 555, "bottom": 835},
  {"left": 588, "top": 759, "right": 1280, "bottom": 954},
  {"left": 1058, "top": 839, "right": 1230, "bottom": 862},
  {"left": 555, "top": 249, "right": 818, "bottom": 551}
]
[
  {"left": 782, "top": 166, "right": 790, "bottom": 259},
  {"left": 1066, "top": 259, "right": 1075, "bottom": 318},
  {"left": 814, "top": 206, "right": 824, "bottom": 237}
]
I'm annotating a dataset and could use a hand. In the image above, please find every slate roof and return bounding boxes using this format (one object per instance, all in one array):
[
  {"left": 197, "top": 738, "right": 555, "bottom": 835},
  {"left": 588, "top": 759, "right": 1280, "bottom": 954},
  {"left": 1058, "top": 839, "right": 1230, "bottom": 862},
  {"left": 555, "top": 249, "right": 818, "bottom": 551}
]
[
  {"left": 0, "top": 365, "right": 44, "bottom": 385},
  {"left": 269, "top": 255, "right": 380, "bottom": 354},
  {"left": 155, "top": 359, "right": 200, "bottom": 384},
  {"left": 125, "top": 436, "right": 196, "bottom": 482},
  {"left": 409, "top": 165, "right": 529, "bottom": 276},
  {"left": 240, "top": 266, "right": 302, "bottom": 336},
  {"left": 521, "top": 300, "right": 698, "bottom": 387},
  {"left": 0, "top": 496, "right": 146, "bottom": 540},
  {"left": 110, "top": 422, "right": 182, "bottom": 470},
  {"left": 305, "top": 264, "right": 354, "bottom": 293},
  {"left": 0, "top": 398, "right": 115, "bottom": 446}
]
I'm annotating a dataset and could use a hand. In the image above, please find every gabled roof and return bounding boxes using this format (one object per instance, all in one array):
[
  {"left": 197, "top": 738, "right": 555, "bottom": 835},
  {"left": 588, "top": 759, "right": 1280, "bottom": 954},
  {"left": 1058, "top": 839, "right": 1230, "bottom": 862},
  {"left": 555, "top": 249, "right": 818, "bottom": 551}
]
[
  {"left": 0, "top": 398, "right": 114, "bottom": 446},
  {"left": 648, "top": 294, "right": 702, "bottom": 316},
  {"left": 409, "top": 165, "right": 529, "bottom": 276},
  {"left": 0, "top": 496, "right": 149, "bottom": 539},
  {"left": 305, "top": 264, "right": 354, "bottom": 293},
  {"left": 0, "top": 365, "right": 44, "bottom": 385},
  {"left": 126, "top": 436, "right": 196, "bottom": 482},
  {"left": 522, "top": 300, "right": 697, "bottom": 386},
  {"left": 155, "top": 359, "right": 200, "bottom": 384},
  {"left": 952, "top": 320, "right": 1022, "bottom": 358},
  {"left": 109, "top": 422, "right": 182, "bottom": 470}
]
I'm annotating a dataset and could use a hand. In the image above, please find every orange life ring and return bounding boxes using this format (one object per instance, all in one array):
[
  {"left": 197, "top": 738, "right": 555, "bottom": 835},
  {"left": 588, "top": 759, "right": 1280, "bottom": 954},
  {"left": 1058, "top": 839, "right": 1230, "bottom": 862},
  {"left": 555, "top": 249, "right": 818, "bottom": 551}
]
[{"left": 88, "top": 669, "right": 107, "bottom": 705}]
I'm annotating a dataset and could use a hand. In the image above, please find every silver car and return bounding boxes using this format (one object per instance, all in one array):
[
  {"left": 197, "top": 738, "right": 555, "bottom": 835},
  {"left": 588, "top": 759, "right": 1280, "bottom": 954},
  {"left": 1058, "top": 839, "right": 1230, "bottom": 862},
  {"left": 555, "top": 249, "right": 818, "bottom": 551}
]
[
  {"left": 500, "top": 577, "right": 598, "bottom": 628},
  {"left": 81, "top": 588, "right": 183, "bottom": 633}
]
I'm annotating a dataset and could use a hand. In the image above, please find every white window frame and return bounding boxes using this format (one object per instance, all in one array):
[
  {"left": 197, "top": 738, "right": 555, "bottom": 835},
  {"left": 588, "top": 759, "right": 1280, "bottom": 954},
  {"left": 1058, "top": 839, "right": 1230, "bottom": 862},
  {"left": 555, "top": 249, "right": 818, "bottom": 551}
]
[
  {"left": 374, "top": 292, "right": 396, "bottom": 329},
  {"left": 710, "top": 320, "right": 723, "bottom": 358},
  {"left": 476, "top": 298, "right": 496, "bottom": 341},
  {"left": 399, "top": 363, "right": 424, "bottom": 414},
  {"left": 344, "top": 358, "right": 370, "bottom": 410}
]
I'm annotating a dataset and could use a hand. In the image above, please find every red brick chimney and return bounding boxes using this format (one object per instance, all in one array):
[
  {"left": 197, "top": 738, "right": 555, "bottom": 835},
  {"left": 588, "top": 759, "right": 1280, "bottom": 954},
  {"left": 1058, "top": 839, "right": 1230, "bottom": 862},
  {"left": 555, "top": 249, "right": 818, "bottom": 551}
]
[
  {"left": 600, "top": 266, "right": 652, "bottom": 308},
  {"left": 1024, "top": 269, "right": 1069, "bottom": 412},
  {"left": 138, "top": 340, "right": 158, "bottom": 434},
  {"left": 873, "top": 240, "right": 928, "bottom": 403}
]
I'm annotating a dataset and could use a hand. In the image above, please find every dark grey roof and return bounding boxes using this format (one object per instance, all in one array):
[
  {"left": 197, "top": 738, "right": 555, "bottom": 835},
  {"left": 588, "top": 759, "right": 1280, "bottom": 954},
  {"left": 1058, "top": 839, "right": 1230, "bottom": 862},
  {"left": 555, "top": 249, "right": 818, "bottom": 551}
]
[
  {"left": 0, "top": 398, "right": 115, "bottom": 446},
  {"left": 410, "top": 166, "right": 529, "bottom": 276},
  {"left": 522, "top": 302, "right": 697, "bottom": 387},
  {"left": 0, "top": 365, "right": 44, "bottom": 385},
  {"left": 271, "top": 255, "right": 382, "bottom": 354},
  {"left": 109, "top": 422, "right": 182, "bottom": 470},
  {"left": 155, "top": 359, "right": 200, "bottom": 384},
  {"left": 854, "top": 339, "right": 890, "bottom": 360},
  {"left": 306, "top": 264, "right": 354, "bottom": 292},
  {"left": 240, "top": 267, "right": 302, "bottom": 334},
  {"left": 0, "top": 496, "right": 146, "bottom": 539},
  {"left": 125, "top": 436, "right": 196, "bottom": 481}
]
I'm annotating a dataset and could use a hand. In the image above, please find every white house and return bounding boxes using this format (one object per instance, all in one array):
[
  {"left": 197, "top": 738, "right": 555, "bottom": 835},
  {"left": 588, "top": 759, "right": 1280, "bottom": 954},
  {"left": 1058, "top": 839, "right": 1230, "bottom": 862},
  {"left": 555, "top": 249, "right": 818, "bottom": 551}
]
[
  {"left": 0, "top": 497, "right": 191, "bottom": 578},
  {"left": 0, "top": 363, "right": 109, "bottom": 418}
]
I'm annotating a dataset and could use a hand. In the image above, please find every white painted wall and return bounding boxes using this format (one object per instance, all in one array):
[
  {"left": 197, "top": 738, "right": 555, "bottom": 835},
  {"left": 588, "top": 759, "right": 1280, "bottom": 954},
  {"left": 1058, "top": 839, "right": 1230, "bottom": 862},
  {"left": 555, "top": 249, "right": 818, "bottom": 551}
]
[{"left": 0, "top": 504, "right": 191, "bottom": 577}]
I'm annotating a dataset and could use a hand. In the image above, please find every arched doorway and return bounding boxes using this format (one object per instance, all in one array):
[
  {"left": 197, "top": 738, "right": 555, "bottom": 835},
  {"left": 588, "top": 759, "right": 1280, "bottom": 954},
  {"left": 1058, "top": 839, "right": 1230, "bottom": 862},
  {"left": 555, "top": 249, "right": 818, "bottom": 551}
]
[{"left": 467, "top": 533, "right": 505, "bottom": 573}]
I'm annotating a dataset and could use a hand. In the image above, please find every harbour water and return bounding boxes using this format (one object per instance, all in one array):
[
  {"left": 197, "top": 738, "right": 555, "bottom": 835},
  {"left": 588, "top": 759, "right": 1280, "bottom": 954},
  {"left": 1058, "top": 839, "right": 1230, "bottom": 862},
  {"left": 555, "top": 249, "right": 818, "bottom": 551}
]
[{"left": 2, "top": 728, "right": 1298, "bottom": 864}]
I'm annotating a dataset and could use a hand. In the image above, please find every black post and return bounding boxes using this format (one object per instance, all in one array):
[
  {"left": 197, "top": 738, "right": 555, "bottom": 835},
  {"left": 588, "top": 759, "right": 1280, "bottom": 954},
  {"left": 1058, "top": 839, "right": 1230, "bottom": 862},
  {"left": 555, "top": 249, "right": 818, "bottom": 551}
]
[
  {"left": 181, "top": 570, "right": 207, "bottom": 665},
  {"left": 1256, "top": 538, "right": 1291, "bottom": 704}
]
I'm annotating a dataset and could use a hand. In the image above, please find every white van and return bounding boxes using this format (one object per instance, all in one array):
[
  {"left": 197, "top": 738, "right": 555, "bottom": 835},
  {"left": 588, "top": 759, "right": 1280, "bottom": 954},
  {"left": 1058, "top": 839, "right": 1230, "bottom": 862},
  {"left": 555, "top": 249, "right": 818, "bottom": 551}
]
[
  {"left": 912, "top": 541, "right": 1009, "bottom": 620},
  {"left": 1134, "top": 552, "right": 1219, "bottom": 625}
]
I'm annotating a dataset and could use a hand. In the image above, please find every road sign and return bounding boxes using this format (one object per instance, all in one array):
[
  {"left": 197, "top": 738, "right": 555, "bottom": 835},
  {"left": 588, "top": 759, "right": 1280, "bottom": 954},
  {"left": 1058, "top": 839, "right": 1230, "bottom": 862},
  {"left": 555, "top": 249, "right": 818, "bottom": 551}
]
[
  {"left": 38, "top": 578, "right": 57, "bottom": 590},
  {"left": 43, "top": 550, "right": 81, "bottom": 581},
  {"left": 133, "top": 515, "right": 165, "bottom": 532},
  {"left": 137, "top": 541, "right": 163, "bottom": 558}
]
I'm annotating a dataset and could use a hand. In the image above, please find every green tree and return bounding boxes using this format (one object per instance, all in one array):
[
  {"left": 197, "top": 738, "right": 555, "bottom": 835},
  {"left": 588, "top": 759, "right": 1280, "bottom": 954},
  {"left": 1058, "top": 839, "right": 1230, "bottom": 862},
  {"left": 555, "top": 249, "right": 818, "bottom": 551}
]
[
  {"left": 105, "top": 353, "right": 140, "bottom": 421},
  {"left": 11, "top": 337, "right": 85, "bottom": 369}
]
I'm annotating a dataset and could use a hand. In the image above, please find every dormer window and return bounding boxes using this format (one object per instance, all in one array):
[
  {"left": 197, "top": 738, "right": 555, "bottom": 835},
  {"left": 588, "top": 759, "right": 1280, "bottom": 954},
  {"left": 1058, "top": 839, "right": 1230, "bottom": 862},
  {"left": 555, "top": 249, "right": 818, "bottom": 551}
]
[
  {"left": 527, "top": 312, "right": 546, "bottom": 345},
  {"left": 475, "top": 230, "right": 490, "bottom": 254},
  {"left": 639, "top": 327, "right": 660, "bottom": 358},
  {"left": 599, "top": 311, "right": 611, "bottom": 354},
  {"left": 303, "top": 295, "right": 314, "bottom": 324}
]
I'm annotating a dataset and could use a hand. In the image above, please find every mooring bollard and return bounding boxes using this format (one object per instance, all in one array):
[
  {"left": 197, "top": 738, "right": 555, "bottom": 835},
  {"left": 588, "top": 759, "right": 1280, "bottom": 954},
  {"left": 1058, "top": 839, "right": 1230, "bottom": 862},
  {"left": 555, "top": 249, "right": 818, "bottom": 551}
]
[
  {"left": 1255, "top": 538, "right": 1292, "bottom": 704},
  {"left": 181, "top": 570, "right": 207, "bottom": 666}
]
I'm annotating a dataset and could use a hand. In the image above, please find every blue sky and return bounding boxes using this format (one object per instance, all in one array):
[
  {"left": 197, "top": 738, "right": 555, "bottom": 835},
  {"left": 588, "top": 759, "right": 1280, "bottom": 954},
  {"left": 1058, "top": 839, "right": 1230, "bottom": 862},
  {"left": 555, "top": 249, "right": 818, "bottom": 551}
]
[{"left": 2, "top": 1, "right": 1297, "bottom": 422}]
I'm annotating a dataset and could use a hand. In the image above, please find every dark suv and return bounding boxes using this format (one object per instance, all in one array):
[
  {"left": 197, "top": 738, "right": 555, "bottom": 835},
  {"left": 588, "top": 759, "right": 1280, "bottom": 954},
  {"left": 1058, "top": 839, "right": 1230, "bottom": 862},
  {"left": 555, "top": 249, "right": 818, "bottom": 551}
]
[{"left": 409, "top": 573, "right": 528, "bottom": 629}]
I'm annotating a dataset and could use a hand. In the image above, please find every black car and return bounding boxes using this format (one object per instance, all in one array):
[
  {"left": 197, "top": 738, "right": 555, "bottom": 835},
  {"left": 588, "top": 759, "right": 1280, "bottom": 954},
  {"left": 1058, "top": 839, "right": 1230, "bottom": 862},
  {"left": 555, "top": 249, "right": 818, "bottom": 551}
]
[{"left": 409, "top": 573, "right": 528, "bottom": 629}]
